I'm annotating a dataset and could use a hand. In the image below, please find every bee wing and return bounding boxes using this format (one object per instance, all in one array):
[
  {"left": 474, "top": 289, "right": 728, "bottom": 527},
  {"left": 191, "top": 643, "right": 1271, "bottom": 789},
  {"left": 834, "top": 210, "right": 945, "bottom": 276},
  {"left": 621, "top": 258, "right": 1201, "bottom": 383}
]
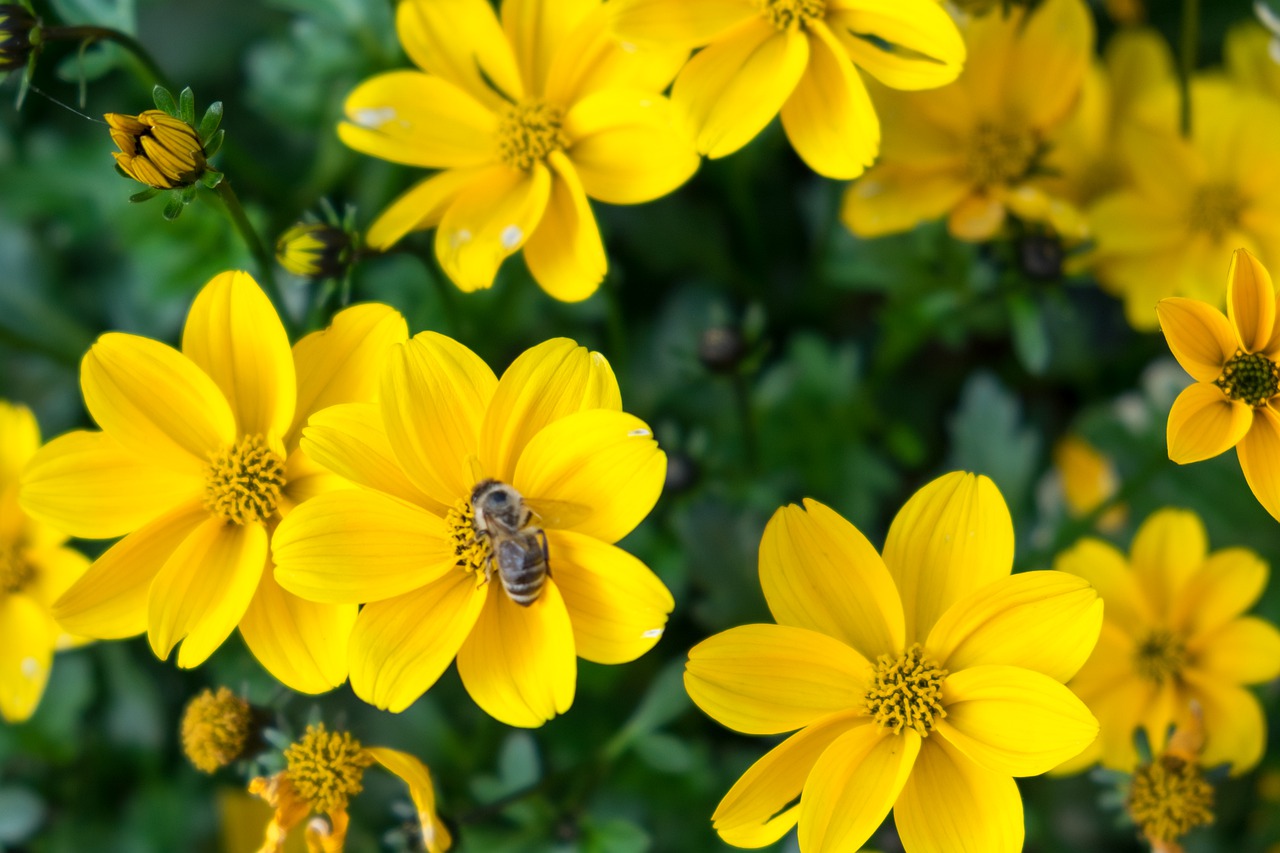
[{"left": 524, "top": 497, "right": 593, "bottom": 529}]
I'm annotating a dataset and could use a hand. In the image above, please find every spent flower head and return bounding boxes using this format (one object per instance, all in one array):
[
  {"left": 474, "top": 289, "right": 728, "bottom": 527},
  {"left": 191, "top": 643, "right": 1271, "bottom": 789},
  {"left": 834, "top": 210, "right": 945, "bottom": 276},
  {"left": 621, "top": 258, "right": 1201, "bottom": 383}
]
[{"left": 181, "top": 686, "right": 257, "bottom": 773}]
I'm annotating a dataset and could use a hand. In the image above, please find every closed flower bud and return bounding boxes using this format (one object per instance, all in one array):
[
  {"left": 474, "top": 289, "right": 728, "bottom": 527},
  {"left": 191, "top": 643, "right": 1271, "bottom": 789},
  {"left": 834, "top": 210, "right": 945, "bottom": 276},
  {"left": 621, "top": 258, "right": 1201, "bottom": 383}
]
[
  {"left": 106, "top": 109, "right": 207, "bottom": 190},
  {"left": 276, "top": 222, "right": 354, "bottom": 280},
  {"left": 0, "top": 5, "right": 37, "bottom": 72}
]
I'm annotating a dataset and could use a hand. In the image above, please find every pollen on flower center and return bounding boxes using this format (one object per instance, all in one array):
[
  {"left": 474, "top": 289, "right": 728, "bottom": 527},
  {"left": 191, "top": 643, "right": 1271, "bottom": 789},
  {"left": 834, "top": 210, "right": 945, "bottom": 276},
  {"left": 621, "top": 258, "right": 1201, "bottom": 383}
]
[
  {"left": 1189, "top": 184, "right": 1246, "bottom": 241},
  {"left": 1134, "top": 630, "right": 1187, "bottom": 684},
  {"left": 0, "top": 545, "right": 34, "bottom": 594},
  {"left": 181, "top": 687, "right": 255, "bottom": 774},
  {"left": 861, "top": 643, "right": 948, "bottom": 736},
  {"left": 497, "top": 102, "right": 567, "bottom": 172},
  {"left": 447, "top": 498, "right": 493, "bottom": 578},
  {"left": 966, "top": 122, "right": 1039, "bottom": 188},
  {"left": 284, "top": 723, "right": 374, "bottom": 814},
  {"left": 755, "top": 0, "right": 826, "bottom": 29},
  {"left": 1215, "top": 350, "right": 1280, "bottom": 407},
  {"left": 204, "top": 434, "right": 287, "bottom": 525},
  {"left": 1127, "top": 755, "right": 1214, "bottom": 843}
]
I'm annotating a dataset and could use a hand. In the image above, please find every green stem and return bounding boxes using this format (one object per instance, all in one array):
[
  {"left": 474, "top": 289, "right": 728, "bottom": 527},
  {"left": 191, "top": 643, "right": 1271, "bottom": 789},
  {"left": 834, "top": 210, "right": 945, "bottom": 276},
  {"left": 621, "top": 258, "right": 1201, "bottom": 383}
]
[
  {"left": 731, "top": 369, "right": 759, "bottom": 472},
  {"left": 40, "top": 24, "right": 168, "bottom": 90},
  {"left": 1177, "top": 0, "right": 1200, "bottom": 138},
  {"left": 213, "top": 180, "right": 294, "bottom": 334}
]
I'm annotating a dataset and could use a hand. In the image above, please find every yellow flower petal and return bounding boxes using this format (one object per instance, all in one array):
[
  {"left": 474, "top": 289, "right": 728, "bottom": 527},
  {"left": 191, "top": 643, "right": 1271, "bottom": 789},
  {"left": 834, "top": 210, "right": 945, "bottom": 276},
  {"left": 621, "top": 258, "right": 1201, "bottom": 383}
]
[
  {"left": 0, "top": 594, "right": 53, "bottom": 723},
  {"left": 1191, "top": 616, "right": 1280, "bottom": 684},
  {"left": 435, "top": 164, "right": 552, "bottom": 292},
  {"left": 272, "top": 490, "right": 453, "bottom": 605},
  {"left": 0, "top": 403, "right": 39, "bottom": 536},
  {"left": 671, "top": 20, "right": 809, "bottom": 159},
  {"left": 882, "top": 472, "right": 1013, "bottom": 643},
  {"left": 364, "top": 748, "right": 454, "bottom": 853},
  {"left": 1166, "top": 382, "right": 1253, "bottom": 464},
  {"left": 546, "top": 529, "right": 672, "bottom": 664},
  {"left": 278, "top": 447, "right": 350, "bottom": 517},
  {"left": 938, "top": 665, "right": 1099, "bottom": 777},
  {"left": 1088, "top": 193, "right": 1185, "bottom": 256},
  {"left": 842, "top": 163, "right": 971, "bottom": 238},
  {"left": 759, "top": 499, "right": 904, "bottom": 660},
  {"left": 501, "top": 0, "right": 596, "bottom": 94},
  {"left": 893, "top": 736, "right": 1024, "bottom": 853},
  {"left": 289, "top": 303, "right": 409, "bottom": 449},
  {"left": 1116, "top": 123, "right": 1201, "bottom": 209},
  {"left": 1239, "top": 404, "right": 1280, "bottom": 522},
  {"left": 610, "top": 0, "right": 755, "bottom": 49},
  {"left": 238, "top": 569, "right": 356, "bottom": 694},
  {"left": 778, "top": 23, "right": 878, "bottom": 180},
  {"left": 1171, "top": 547, "right": 1267, "bottom": 636},
  {"left": 827, "top": 0, "right": 965, "bottom": 91},
  {"left": 712, "top": 711, "right": 868, "bottom": 848},
  {"left": 685, "top": 623, "right": 871, "bottom": 735},
  {"left": 380, "top": 332, "right": 497, "bottom": 505},
  {"left": 52, "top": 503, "right": 206, "bottom": 639},
  {"left": 20, "top": 430, "right": 204, "bottom": 540},
  {"left": 182, "top": 271, "right": 296, "bottom": 441},
  {"left": 1077, "top": 669, "right": 1153, "bottom": 771},
  {"left": 545, "top": 5, "right": 689, "bottom": 105},
  {"left": 456, "top": 578, "right": 577, "bottom": 727},
  {"left": 147, "top": 518, "right": 268, "bottom": 667},
  {"left": 513, "top": 408, "right": 664, "bottom": 544},
  {"left": 798, "top": 726, "right": 919, "bottom": 853},
  {"left": 1053, "top": 537, "right": 1152, "bottom": 637},
  {"left": 522, "top": 155, "right": 607, "bottom": 302},
  {"left": 1004, "top": 0, "right": 1093, "bottom": 128},
  {"left": 1184, "top": 674, "right": 1266, "bottom": 773},
  {"left": 926, "top": 571, "right": 1102, "bottom": 683},
  {"left": 24, "top": 545, "right": 90, "bottom": 614},
  {"left": 1129, "top": 508, "right": 1206, "bottom": 617},
  {"left": 81, "top": 332, "right": 236, "bottom": 473},
  {"left": 350, "top": 570, "right": 486, "bottom": 713},
  {"left": 563, "top": 90, "right": 699, "bottom": 205},
  {"left": 396, "top": 0, "right": 524, "bottom": 110},
  {"left": 948, "top": 194, "right": 1007, "bottom": 242},
  {"left": 366, "top": 168, "right": 487, "bottom": 251},
  {"left": 1228, "top": 247, "right": 1278, "bottom": 353}
]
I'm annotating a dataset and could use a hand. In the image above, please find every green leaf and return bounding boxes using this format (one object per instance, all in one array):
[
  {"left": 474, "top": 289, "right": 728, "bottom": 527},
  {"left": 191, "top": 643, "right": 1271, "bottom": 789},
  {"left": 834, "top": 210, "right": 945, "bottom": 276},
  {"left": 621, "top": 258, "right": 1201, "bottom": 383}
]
[
  {"left": 1008, "top": 293, "right": 1050, "bottom": 375},
  {"left": 152, "top": 84, "right": 177, "bottom": 116},
  {"left": 945, "top": 371, "right": 1041, "bottom": 511},
  {"left": 199, "top": 169, "right": 224, "bottom": 189},
  {"left": 604, "top": 660, "right": 690, "bottom": 759},
  {"left": 161, "top": 193, "right": 184, "bottom": 220},
  {"left": 199, "top": 100, "right": 224, "bottom": 139},
  {"left": 178, "top": 86, "right": 195, "bottom": 124},
  {"left": 128, "top": 187, "right": 159, "bottom": 203},
  {"left": 0, "top": 788, "right": 44, "bottom": 843},
  {"left": 203, "top": 128, "right": 225, "bottom": 159}
]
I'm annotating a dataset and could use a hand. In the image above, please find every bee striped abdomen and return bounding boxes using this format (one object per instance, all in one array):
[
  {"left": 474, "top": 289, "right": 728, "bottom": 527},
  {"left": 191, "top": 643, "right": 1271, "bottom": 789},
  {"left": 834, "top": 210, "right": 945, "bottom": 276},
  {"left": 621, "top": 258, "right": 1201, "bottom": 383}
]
[{"left": 495, "top": 533, "right": 547, "bottom": 606}]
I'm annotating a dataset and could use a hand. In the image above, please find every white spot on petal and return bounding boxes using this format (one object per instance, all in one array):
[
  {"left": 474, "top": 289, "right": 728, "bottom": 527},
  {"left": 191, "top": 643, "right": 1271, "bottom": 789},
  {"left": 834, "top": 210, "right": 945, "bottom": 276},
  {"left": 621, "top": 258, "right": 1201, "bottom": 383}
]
[
  {"left": 353, "top": 107, "right": 397, "bottom": 129},
  {"left": 621, "top": 41, "right": 638, "bottom": 53},
  {"left": 20, "top": 657, "right": 40, "bottom": 679},
  {"left": 627, "top": 428, "right": 651, "bottom": 437},
  {"left": 450, "top": 229, "right": 473, "bottom": 248},
  {"left": 639, "top": 98, "right": 652, "bottom": 108},
  {"left": 642, "top": 628, "right": 664, "bottom": 639},
  {"left": 501, "top": 224, "right": 523, "bottom": 250}
]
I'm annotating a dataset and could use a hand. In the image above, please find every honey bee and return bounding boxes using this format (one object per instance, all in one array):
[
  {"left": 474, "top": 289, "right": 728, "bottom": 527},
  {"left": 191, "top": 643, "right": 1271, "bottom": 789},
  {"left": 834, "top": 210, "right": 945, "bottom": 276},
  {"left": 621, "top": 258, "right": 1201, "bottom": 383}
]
[{"left": 471, "top": 479, "right": 549, "bottom": 606}]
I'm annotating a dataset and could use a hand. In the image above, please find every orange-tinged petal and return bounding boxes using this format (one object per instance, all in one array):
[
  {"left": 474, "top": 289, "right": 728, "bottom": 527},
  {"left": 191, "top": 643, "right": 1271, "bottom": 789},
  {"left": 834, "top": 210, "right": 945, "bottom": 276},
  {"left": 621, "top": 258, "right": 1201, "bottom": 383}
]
[
  {"left": 364, "top": 748, "right": 453, "bottom": 853},
  {"left": 1053, "top": 538, "right": 1152, "bottom": 637},
  {"left": 350, "top": 570, "right": 486, "bottom": 713},
  {"left": 523, "top": 155, "right": 607, "bottom": 302},
  {"left": 435, "top": 164, "right": 552, "bottom": 293},
  {"left": 182, "top": 271, "right": 296, "bottom": 441},
  {"left": 1171, "top": 547, "right": 1267, "bottom": 636},
  {"left": 1184, "top": 673, "right": 1267, "bottom": 773},
  {"left": 610, "top": 0, "right": 755, "bottom": 49},
  {"left": 513, "top": 409, "right": 664, "bottom": 544},
  {"left": 1238, "top": 404, "right": 1280, "bottom": 522},
  {"left": 52, "top": 503, "right": 206, "bottom": 639},
  {"left": 926, "top": 571, "right": 1102, "bottom": 683},
  {"left": 238, "top": 570, "right": 356, "bottom": 694},
  {"left": 20, "top": 430, "right": 203, "bottom": 540},
  {"left": 1227, "top": 247, "right": 1277, "bottom": 352},
  {"left": 501, "top": 0, "right": 596, "bottom": 95},
  {"left": 1156, "top": 298, "right": 1237, "bottom": 383},
  {"left": 81, "top": 333, "right": 235, "bottom": 473},
  {"left": 1167, "top": 382, "right": 1253, "bottom": 464},
  {"left": 948, "top": 194, "right": 1007, "bottom": 242},
  {"left": 396, "top": 0, "right": 523, "bottom": 110},
  {"left": 272, "top": 489, "right": 453, "bottom": 605},
  {"left": 759, "top": 499, "right": 904, "bottom": 660},
  {"left": 685, "top": 623, "right": 871, "bottom": 735},
  {"left": 798, "top": 726, "right": 919, "bottom": 853},
  {"left": 827, "top": 0, "right": 966, "bottom": 91},
  {"left": 456, "top": 578, "right": 577, "bottom": 727},
  {"left": 1191, "top": 616, "right": 1280, "bottom": 684},
  {"left": 547, "top": 529, "right": 672, "bottom": 664},
  {"left": 883, "top": 472, "right": 1013, "bottom": 643},
  {"left": 366, "top": 168, "right": 487, "bottom": 251},
  {"left": 1129, "top": 508, "right": 1206, "bottom": 617},
  {"left": 148, "top": 518, "right": 268, "bottom": 667},
  {"left": 0, "top": 594, "right": 53, "bottom": 723},
  {"left": 894, "top": 736, "right": 1024, "bottom": 853}
]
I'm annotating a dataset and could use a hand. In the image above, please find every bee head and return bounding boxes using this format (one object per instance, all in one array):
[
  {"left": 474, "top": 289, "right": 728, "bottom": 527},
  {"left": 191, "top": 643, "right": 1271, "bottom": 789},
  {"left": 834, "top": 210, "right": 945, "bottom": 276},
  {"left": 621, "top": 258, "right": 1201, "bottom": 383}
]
[{"left": 471, "top": 479, "right": 527, "bottom": 532}]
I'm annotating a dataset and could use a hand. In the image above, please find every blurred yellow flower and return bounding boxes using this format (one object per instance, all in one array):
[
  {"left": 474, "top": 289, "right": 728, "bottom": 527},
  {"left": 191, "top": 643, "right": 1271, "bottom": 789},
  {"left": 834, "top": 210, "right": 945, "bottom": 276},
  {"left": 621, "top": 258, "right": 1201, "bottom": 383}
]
[
  {"left": 842, "top": 0, "right": 1091, "bottom": 243},
  {"left": 1055, "top": 507, "right": 1280, "bottom": 774},
  {"left": 273, "top": 337, "right": 671, "bottom": 727},
  {"left": 276, "top": 223, "right": 353, "bottom": 281},
  {"left": 1158, "top": 249, "right": 1280, "bottom": 521},
  {"left": 251, "top": 724, "right": 450, "bottom": 853},
  {"left": 340, "top": 0, "right": 697, "bottom": 301},
  {"left": 1053, "top": 436, "right": 1126, "bottom": 532},
  {"left": 1226, "top": 21, "right": 1280, "bottom": 100},
  {"left": 1127, "top": 709, "right": 1214, "bottom": 853},
  {"left": 686, "top": 472, "right": 1101, "bottom": 853},
  {"left": 21, "top": 271, "right": 408, "bottom": 693},
  {"left": 612, "top": 0, "right": 965, "bottom": 179},
  {"left": 0, "top": 401, "right": 90, "bottom": 723},
  {"left": 1088, "top": 81, "right": 1280, "bottom": 328}
]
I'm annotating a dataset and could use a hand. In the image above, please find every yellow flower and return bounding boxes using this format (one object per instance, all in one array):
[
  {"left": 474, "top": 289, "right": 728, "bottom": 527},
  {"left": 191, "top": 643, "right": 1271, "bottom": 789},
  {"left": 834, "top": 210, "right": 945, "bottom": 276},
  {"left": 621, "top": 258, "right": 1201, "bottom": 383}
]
[
  {"left": 612, "top": 0, "right": 965, "bottom": 180},
  {"left": 1088, "top": 80, "right": 1280, "bottom": 329},
  {"left": 1052, "top": 436, "right": 1126, "bottom": 533},
  {"left": 841, "top": 0, "right": 1091, "bottom": 243},
  {"left": 21, "top": 271, "right": 408, "bottom": 693},
  {"left": 106, "top": 109, "right": 208, "bottom": 190},
  {"left": 250, "top": 723, "right": 450, "bottom": 853},
  {"left": 1157, "top": 248, "right": 1280, "bottom": 521},
  {"left": 1054, "top": 507, "right": 1280, "bottom": 774},
  {"left": 276, "top": 223, "right": 353, "bottom": 281},
  {"left": 686, "top": 472, "right": 1101, "bottom": 853},
  {"left": 340, "top": 0, "right": 698, "bottom": 301},
  {"left": 272, "top": 336, "right": 672, "bottom": 727},
  {"left": 1127, "top": 709, "right": 1214, "bottom": 853},
  {"left": 0, "top": 401, "right": 90, "bottom": 723},
  {"left": 1226, "top": 21, "right": 1280, "bottom": 100}
]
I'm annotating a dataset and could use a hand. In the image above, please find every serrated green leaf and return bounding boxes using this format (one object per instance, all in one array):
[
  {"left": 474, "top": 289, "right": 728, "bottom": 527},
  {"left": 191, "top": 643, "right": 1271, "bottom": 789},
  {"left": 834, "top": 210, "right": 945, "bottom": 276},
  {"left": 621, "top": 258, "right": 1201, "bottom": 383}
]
[
  {"left": 199, "top": 100, "right": 223, "bottom": 139},
  {"left": 178, "top": 87, "right": 195, "bottom": 124},
  {"left": 152, "top": 84, "right": 177, "bottom": 116}
]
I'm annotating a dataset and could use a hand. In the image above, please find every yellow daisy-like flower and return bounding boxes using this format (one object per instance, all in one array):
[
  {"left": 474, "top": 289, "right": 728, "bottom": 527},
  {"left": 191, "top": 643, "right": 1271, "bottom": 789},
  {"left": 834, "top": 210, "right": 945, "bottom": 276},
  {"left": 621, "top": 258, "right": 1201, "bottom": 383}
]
[
  {"left": 340, "top": 0, "right": 698, "bottom": 301},
  {"left": 272, "top": 336, "right": 672, "bottom": 727},
  {"left": 1088, "top": 80, "right": 1280, "bottom": 329},
  {"left": 1054, "top": 507, "right": 1280, "bottom": 774},
  {"left": 250, "top": 723, "right": 450, "bottom": 853},
  {"left": 1157, "top": 248, "right": 1280, "bottom": 521},
  {"left": 21, "top": 271, "right": 408, "bottom": 693},
  {"left": 686, "top": 472, "right": 1101, "bottom": 852},
  {"left": 1053, "top": 435, "right": 1126, "bottom": 533},
  {"left": 842, "top": 0, "right": 1092, "bottom": 243},
  {"left": 0, "top": 402, "right": 90, "bottom": 723},
  {"left": 1226, "top": 21, "right": 1280, "bottom": 101},
  {"left": 611, "top": 0, "right": 965, "bottom": 179}
]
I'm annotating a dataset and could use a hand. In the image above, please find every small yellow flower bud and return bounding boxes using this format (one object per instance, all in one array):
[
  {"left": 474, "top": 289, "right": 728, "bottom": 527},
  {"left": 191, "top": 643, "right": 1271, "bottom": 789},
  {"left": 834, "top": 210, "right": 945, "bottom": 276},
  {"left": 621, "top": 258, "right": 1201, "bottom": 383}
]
[
  {"left": 0, "top": 5, "right": 37, "bottom": 72},
  {"left": 276, "top": 223, "right": 354, "bottom": 280},
  {"left": 180, "top": 687, "right": 257, "bottom": 774},
  {"left": 106, "top": 109, "right": 207, "bottom": 190}
]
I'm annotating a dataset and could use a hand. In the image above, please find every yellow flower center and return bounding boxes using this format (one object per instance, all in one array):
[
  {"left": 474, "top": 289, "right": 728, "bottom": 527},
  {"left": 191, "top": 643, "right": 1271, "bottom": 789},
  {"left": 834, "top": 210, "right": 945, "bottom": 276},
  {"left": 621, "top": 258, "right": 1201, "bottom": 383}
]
[
  {"left": 0, "top": 545, "right": 34, "bottom": 594},
  {"left": 862, "top": 643, "right": 948, "bottom": 737},
  {"left": 497, "top": 101, "right": 567, "bottom": 172},
  {"left": 966, "top": 122, "right": 1039, "bottom": 188},
  {"left": 283, "top": 724, "right": 374, "bottom": 815},
  {"left": 204, "top": 434, "right": 287, "bottom": 525},
  {"left": 1189, "top": 184, "right": 1246, "bottom": 241},
  {"left": 1134, "top": 630, "right": 1187, "bottom": 684},
  {"left": 447, "top": 498, "right": 493, "bottom": 578},
  {"left": 1127, "top": 755, "right": 1214, "bottom": 843},
  {"left": 1215, "top": 350, "right": 1280, "bottom": 407},
  {"left": 755, "top": 0, "right": 826, "bottom": 29},
  {"left": 181, "top": 687, "right": 255, "bottom": 774}
]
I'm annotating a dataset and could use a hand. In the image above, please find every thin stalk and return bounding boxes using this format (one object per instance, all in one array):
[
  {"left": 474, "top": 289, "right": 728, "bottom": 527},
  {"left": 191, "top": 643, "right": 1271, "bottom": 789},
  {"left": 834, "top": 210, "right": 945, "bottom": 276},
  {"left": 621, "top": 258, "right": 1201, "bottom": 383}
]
[
  {"left": 40, "top": 25, "right": 168, "bottom": 90},
  {"left": 1177, "top": 0, "right": 1200, "bottom": 137},
  {"left": 212, "top": 180, "right": 294, "bottom": 334}
]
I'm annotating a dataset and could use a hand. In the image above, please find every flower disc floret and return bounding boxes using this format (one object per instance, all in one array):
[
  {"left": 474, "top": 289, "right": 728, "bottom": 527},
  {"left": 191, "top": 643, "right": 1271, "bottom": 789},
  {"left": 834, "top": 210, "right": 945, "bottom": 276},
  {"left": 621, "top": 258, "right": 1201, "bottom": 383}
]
[
  {"left": 755, "top": 0, "right": 826, "bottom": 29},
  {"left": 447, "top": 498, "right": 493, "bottom": 577},
  {"left": 1128, "top": 755, "right": 1214, "bottom": 843},
  {"left": 497, "top": 102, "right": 567, "bottom": 172},
  {"left": 204, "top": 434, "right": 287, "bottom": 525},
  {"left": 284, "top": 724, "right": 374, "bottom": 815},
  {"left": 966, "top": 122, "right": 1039, "bottom": 189},
  {"left": 0, "top": 545, "right": 33, "bottom": 594},
  {"left": 1189, "top": 184, "right": 1246, "bottom": 242},
  {"left": 1133, "top": 630, "right": 1187, "bottom": 684},
  {"left": 181, "top": 687, "right": 254, "bottom": 773},
  {"left": 862, "top": 643, "right": 948, "bottom": 736},
  {"left": 1215, "top": 350, "right": 1280, "bottom": 407}
]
